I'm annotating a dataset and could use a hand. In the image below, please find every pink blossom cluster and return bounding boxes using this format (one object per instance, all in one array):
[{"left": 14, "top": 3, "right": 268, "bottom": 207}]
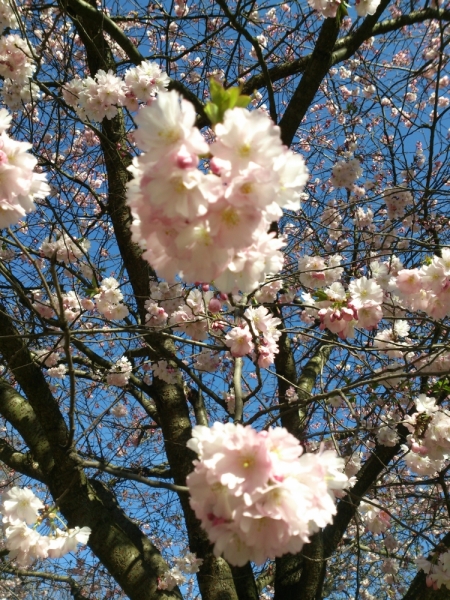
[
  {"left": 301, "top": 276, "right": 384, "bottom": 339},
  {"left": 415, "top": 351, "right": 450, "bottom": 375},
  {"left": 0, "top": 109, "right": 50, "bottom": 229},
  {"left": 224, "top": 306, "right": 282, "bottom": 367},
  {"left": 94, "top": 277, "right": 129, "bottom": 320},
  {"left": 30, "top": 288, "right": 95, "bottom": 322},
  {"left": 186, "top": 423, "right": 348, "bottom": 566},
  {"left": 1, "top": 487, "right": 91, "bottom": 566},
  {"left": 158, "top": 552, "right": 203, "bottom": 591},
  {"left": 417, "top": 551, "right": 450, "bottom": 591},
  {"left": 359, "top": 501, "right": 390, "bottom": 534},
  {"left": 144, "top": 300, "right": 168, "bottom": 327},
  {"left": 147, "top": 360, "right": 178, "bottom": 385},
  {"left": 63, "top": 61, "right": 169, "bottom": 121},
  {"left": 393, "top": 251, "right": 450, "bottom": 320},
  {"left": 126, "top": 90, "right": 309, "bottom": 293},
  {"left": 194, "top": 349, "right": 221, "bottom": 372},
  {"left": 401, "top": 395, "right": 450, "bottom": 475},
  {"left": 33, "top": 348, "right": 61, "bottom": 367},
  {"left": 107, "top": 356, "right": 132, "bottom": 387},
  {"left": 0, "top": 35, "right": 35, "bottom": 85},
  {"left": 298, "top": 254, "right": 343, "bottom": 288},
  {"left": 169, "top": 288, "right": 213, "bottom": 340},
  {"left": 149, "top": 281, "right": 184, "bottom": 314}
]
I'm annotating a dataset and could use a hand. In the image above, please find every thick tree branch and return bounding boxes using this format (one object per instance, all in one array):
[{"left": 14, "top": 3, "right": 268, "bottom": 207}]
[
  {"left": 0, "top": 379, "right": 53, "bottom": 476},
  {"left": 0, "top": 436, "right": 46, "bottom": 483}
]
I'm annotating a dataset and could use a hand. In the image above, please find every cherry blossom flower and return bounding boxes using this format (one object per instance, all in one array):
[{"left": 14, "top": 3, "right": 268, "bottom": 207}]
[
  {"left": 186, "top": 423, "right": 348, "bottom": 566},
  {"left": 224, "top": 325, "right": 254, "bottom": 357},
  {"left": 1, "top": 487, "right": 44, "bottom": 525}
]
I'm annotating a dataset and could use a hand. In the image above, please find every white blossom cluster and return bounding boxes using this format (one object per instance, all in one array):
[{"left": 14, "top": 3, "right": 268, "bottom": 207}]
[
  {"left": 94, "top": 277, "right": 129, "bottom": 320},
  {"left": 40, "top": 232, "right": 90, "bottom": 263},
  {"left": 157, "top": 552, "right": 203, "bottom": 591},
  {"left": 331, "top": 157, "right": 363, "bottom": 189},
  {"left": 307, "top": 0, "right": 381, "bottom": 18},
  {"left": 1, "top": 487, "right": 91, "bottom": 566},
  {"left": 359, "top": 502, "right": 390, "bottom": 534},
  {"left": 0, "top": 109, "right": 50, "bottom": 229},
  {"left": 0, "top": 0, "right": 18, "bottom": 32},
  {"left": 106, "top": 356, "right": 132, "bottom": 387},
  {"left": 401, "top": 395, "right": 450, "bottom": 475}
]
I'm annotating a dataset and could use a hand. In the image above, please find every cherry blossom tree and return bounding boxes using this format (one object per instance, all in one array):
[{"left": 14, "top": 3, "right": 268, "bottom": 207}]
[{"left": 1, "top": 0, "right": 450, "bottom": 599}]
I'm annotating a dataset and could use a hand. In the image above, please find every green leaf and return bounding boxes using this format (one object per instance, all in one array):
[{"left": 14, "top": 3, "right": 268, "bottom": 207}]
[
  {"left": 336, "top": 2, "right": 348, "bottom": 23},
  {"left": 313, "top": 290, "right": 329, "bottom": 302},
  {"left": 204, "top": 79, "right": 251, "bottom": 125}
]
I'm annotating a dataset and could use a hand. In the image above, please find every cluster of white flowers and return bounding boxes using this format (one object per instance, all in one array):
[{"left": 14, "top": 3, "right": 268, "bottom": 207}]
[
  {"left": 1, "top": 487, "right": 91, "bottom": 566},
  {"left": 331, "top": 158, "right": 363, "bottom": 189},
  {"left": 383, "top": 188, "right": 413, "bottom": 220},
  {"left": 301, "top": 276, "right": 384, "bottom": 340},
  {"left": 1, "top": 78, "right": 40, "bottom": 110},
  {"left": 194, "top": 349, "right": 221, "bottom": 372},
  {"left": 401, "top": 395, "right": 450, "bottom": 475},
  {"left": 0, "top": 35, "right": 35, "bottom": 85},
  {"left": 110, "top": 403, "right": 128, "bottom": 418},
  {"left": 94, "top": 277, "right": 129, "bottom": 320},
  {"left": 158, "top": 552, "right": 203, "bottom": 591},
  {"left": 373, "top": 321, "right": 412, "bottom": 359},
  {"left": 0, "top": 109, "right": 50, "bottom": 229},
  {"left": 33, "top": 348, "right": 60, "bottom": 367},
  {"left": 106, "top": 356, "right": 132, "bottom": 387},
  {"left": 40, "top": 232, "right": 90, "bottom": 263},
  {"left": 308, "top": 0, "right": 381, "bottom": 18},
  {"left": 0, "top": 0, "right": 18, "bottom": 32},
  {"left": 0, "top": 6, "right": 40, "bottom": 110},
  {"left": 186, "top": 422, "right": 348, "bottom": 566},
  {"left": 126, "top": 90, "right": 308, "bottom": 293},
  {"left": 145, "top": 360, "right": 178, "bottom": 385},
  {"left": 359, "top": 501, "right": 390, "bottom": 534},
  {"left": 62, "top": 61, "right": 169, "bottom": 121},
  {"left": 393, "top": 250, "right": 450, "bottom": 320},
  {"left": 169, "top": 288, "right": 212, "bottom": 340},
  {"left": 376, "top": 412, "right": 401, "bottom": 447},
  {"left": 47, "top": 364, "right": 67, "bottom": 379},
  {"left": 224, "top": 306, "right": 282, "bottom": 367},
  {"left": 298, "top": 254, "right": 343, "bottom": 288}
]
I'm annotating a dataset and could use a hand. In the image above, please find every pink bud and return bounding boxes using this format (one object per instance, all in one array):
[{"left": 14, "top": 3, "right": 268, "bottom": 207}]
[
  {"left": 201, "top": 283, "right": 210, "bottom": 292},
  {"left": 312, "top": 272, "right": 326, "bottom": 281},
  {"left": 175, "top": 148, "right": 198, "bottom": 169},
  {"left": 209, "top": 157, "right": 222, "bottom": 175},
  {"left": 341, "top": 307, "right": 354, "bottom": 321},
  {"left": 208, "top": 298, "right": 222, "bottom": 313}
]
